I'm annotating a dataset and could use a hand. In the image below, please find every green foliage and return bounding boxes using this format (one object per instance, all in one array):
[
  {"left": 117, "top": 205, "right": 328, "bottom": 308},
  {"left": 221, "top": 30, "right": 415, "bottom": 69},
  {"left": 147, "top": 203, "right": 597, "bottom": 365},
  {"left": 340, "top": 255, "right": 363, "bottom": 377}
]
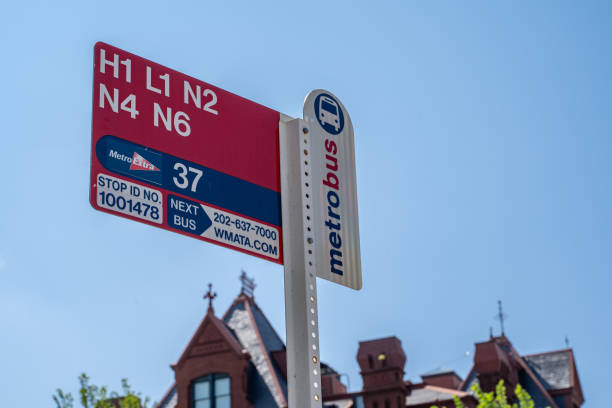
[
  {"left": 430, "top": 379, "right": 545, "bottom": 408},
  {"left": 53, "top": 373, "right": 153, "bottom": 408}
]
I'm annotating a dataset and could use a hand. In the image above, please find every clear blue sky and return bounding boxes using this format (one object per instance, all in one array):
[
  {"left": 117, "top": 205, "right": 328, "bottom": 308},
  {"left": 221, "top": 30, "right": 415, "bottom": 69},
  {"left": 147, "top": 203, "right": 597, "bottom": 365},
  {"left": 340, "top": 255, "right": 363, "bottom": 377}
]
[{"left": 1, "top": 1, "right": 610, "bottom": 407}]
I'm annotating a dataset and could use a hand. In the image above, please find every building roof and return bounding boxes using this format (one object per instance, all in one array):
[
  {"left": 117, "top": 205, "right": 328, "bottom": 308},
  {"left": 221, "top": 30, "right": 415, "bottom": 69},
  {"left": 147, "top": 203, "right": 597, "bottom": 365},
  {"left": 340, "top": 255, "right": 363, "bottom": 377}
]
[
  {"left": 459, "top": 366, "right": 478, "bottom": 393},
  {"left": 323, "top": 398, "right": 355, "bottom": 408},
  {"left": 406, "top": 385, "right": 469, "bottom": 407},
  {"left": 158, "top": 287, "right": 583, "bottom": 408},
  {"left": 158, "top": 385, "right": 177, "bottom": 408},
  {"left": 158, "top": 292, "right": 289, "bottom": 408},
  {"left": 223, "top": 294, "right": 288, "bottom": 408},
  {"left": 523, "top": 350, "right": 571, "bottom": 391},
  {"left": 458, "top": 336, "right": 586, "bottom": 408},
  {"left": 174, "top": 307, "right": 246, "bottom": 367},
  {"left": 421, "top": 366, "right": 458, "bottom": 378}
]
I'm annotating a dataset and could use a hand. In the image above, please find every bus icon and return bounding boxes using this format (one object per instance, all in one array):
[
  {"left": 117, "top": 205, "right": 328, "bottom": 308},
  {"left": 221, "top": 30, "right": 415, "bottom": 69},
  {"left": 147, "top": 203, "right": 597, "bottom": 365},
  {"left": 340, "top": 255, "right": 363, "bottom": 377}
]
[{"left": 318, "top": 96, "right": 341, "bottom": 132}]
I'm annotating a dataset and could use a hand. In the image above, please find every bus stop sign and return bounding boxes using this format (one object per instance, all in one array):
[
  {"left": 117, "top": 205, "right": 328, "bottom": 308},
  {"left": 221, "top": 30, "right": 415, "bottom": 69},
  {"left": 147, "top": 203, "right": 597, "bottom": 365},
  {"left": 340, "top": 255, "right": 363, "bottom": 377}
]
[{"left": 90, "top": 42, "right": 283, "bottom": 263}]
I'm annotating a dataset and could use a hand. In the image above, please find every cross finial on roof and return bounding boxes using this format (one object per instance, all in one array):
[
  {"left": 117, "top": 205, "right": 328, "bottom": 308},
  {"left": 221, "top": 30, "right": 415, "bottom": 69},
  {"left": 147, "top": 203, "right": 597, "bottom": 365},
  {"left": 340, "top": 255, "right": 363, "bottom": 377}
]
[
  {"left": 240, "top": 270, "right": 256, "bottom": 298},
  {"left": 494, "top": 300, "right": 508, "bottom": 335},
  {"left": 565, "top": 335, "right": 570, "bottom": 348},
  {"left": 204, "top": 283, "right": 217, "bottom": 312}
]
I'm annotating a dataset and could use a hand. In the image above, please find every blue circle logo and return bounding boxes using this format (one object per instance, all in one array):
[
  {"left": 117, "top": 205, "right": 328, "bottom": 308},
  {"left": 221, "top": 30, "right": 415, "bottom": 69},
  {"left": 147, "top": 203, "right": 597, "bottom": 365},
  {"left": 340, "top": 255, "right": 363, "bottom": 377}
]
[{"left": 314, "top": 93, "right": 344, "bottom": 135}]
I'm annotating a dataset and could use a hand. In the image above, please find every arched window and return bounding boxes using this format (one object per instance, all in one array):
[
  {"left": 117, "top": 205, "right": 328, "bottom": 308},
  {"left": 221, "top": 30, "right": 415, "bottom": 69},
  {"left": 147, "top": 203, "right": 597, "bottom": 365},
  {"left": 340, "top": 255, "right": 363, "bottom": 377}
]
[{"left": 192, "top": 373, "right": 230, "bottom": 408}]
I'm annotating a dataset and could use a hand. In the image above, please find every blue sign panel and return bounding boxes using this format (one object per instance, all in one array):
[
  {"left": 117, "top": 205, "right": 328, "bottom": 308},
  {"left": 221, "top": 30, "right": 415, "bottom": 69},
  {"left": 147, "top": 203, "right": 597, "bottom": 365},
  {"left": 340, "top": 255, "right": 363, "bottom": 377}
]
[
  {"left": 96, "top": 136, "right": 163, "bottom": 185},
  {"left": 96, "top": 135, "right": 281, "bottom": 227}
]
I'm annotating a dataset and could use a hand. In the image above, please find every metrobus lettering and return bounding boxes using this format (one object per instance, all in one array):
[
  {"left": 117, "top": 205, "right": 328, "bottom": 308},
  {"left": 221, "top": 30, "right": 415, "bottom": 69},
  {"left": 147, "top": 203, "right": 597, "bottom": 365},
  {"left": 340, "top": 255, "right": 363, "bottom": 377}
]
[{"left": 323, "top": 139, "right": 344, "bottom": 276}]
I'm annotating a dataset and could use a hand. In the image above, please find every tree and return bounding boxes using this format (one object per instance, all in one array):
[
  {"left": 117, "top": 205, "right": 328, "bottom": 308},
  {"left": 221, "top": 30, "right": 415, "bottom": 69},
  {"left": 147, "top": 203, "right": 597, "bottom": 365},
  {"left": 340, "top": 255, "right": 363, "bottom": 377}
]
[
  {"left": 431, "top": 379, "right": 546, "bottom": 408},
  {"left": 53, "top": 373, "right": 154, "bottom": 408}
]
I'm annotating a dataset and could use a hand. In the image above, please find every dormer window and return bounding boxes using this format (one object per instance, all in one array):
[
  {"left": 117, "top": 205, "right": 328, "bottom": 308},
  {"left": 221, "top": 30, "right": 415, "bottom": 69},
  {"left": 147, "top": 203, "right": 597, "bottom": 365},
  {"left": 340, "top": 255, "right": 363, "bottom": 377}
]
[{"left": 192, "top": 374, "right": 230, "bottom": 408}]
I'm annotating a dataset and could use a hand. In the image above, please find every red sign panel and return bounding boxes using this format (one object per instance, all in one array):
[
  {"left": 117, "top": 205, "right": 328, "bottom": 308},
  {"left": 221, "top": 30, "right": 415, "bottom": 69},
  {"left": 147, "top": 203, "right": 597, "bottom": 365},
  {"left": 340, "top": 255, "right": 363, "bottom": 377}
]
[{"left": 90, "top": 42, "right": 283, "bottom": 263}]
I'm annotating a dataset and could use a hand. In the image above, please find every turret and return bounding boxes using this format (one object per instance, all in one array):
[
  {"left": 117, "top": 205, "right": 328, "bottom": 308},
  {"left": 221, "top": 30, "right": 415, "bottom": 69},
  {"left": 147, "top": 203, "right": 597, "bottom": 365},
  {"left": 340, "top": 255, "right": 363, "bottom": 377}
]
[{"left": 357, "top": 336, "right": 407, "bottom": 408}]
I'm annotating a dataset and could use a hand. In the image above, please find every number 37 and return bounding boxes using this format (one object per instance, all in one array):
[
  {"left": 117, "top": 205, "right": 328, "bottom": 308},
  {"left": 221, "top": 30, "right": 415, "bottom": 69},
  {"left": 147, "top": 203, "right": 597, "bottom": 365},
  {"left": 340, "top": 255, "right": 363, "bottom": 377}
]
[{"left": 173, "top": 162, "right": 203, "bottom": 192}]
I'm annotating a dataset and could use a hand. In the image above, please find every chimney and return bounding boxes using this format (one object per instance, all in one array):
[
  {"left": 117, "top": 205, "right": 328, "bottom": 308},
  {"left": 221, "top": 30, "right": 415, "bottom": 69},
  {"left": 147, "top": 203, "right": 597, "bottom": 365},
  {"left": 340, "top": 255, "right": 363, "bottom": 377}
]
[
  {"left": 357, "top": 336, "right": 407, "bottom": 408},
  {"left": 474, "top": 337, "right": 519, "bottom": 398}
]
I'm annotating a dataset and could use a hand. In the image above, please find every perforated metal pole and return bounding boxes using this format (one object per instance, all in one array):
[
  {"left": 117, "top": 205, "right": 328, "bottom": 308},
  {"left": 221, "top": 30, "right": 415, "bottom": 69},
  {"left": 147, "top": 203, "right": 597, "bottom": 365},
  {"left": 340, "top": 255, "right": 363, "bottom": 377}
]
[{"left": 280, "top": 118, "right": 323, "bottom": 408}]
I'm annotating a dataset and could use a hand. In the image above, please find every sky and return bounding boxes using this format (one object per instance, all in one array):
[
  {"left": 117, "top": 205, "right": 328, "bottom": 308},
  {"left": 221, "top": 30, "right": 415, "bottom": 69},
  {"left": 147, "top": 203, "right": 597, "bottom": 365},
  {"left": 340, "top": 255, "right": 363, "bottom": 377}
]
[{"left": 1, "top": 1, "right": 611, "bottom": 407}]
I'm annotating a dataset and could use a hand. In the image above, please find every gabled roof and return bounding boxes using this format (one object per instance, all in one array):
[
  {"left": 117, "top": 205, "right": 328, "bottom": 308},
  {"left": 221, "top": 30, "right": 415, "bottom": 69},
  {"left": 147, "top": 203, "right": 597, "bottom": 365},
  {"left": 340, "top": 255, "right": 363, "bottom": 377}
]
[
  {"left": 523, "top": 349, "right": 584, "bottom": 405},
  {"left": 223, "top": 294, "right": 288, "bottom": 408},
  {"left": 158, "top": 308, "right": 249, "bottom": 408},
  {"left": 506, "top": 340, "right": 560, "bottom": 408},
  {"left": 159, "top": 294, "right": 288, "bottom": 408},
  {"left": 173, "top": 307, "right": 246, "bottom": 369},
  {"left": 459, "top": 336, "right": 577, "bottom": 408},
  {"left": 523, "top": 350, "right": 571, "bottom": 390}
]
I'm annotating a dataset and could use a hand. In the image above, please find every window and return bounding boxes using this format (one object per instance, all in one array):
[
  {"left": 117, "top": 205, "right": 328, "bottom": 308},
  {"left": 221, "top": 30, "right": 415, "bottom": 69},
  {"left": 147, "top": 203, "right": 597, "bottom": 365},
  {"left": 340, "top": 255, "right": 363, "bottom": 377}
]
[
  {"left": 377, "top": 353, "right": 387, "bottom": 368},
  {"left": 192, "top": 373, "right": 230, "bottom": 408}
]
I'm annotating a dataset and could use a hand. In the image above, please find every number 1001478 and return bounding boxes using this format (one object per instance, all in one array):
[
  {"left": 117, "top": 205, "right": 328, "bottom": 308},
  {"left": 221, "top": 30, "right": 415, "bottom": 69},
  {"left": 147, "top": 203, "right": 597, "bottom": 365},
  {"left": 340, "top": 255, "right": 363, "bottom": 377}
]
[
  {"left": 97, "top": 173, "right": 163, "bottom": 224},
  {"left": 98, "top": 191, "right": 160, "bottom": 220}
]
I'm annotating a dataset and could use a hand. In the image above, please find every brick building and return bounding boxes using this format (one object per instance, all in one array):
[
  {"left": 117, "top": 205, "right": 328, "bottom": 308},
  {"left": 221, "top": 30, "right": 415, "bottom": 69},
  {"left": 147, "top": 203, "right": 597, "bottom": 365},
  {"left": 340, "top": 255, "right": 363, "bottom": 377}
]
[{"left": 157, "top": 279, "right": 584, "bottom": 408}]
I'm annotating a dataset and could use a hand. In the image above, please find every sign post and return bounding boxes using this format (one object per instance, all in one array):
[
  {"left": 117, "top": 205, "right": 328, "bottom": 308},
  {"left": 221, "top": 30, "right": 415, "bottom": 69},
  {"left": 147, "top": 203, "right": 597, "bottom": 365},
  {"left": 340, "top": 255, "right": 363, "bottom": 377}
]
[
  {"left": 280, "top": 118, "right": 323, "bottom": 408},
  {"left": 280, "top": 90, "right": 361, "bottom": 408}
]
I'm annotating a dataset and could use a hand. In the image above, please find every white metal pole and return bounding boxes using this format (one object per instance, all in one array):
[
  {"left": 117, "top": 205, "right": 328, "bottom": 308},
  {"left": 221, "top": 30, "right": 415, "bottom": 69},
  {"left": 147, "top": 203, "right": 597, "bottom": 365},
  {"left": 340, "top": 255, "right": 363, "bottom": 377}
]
[{"left": 280, "top": 118, "right": 323, "bottom": 408}]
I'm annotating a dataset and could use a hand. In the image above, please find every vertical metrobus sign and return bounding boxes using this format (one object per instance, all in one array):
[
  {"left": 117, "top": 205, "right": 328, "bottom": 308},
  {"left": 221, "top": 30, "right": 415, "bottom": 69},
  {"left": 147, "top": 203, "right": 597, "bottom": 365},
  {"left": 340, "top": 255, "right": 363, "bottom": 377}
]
[
  {"left": 90, "top": 42, "right": 284, "bottom": 263},
  {"left": 303, "top": 90, "right": 362, "bottom": 290}
]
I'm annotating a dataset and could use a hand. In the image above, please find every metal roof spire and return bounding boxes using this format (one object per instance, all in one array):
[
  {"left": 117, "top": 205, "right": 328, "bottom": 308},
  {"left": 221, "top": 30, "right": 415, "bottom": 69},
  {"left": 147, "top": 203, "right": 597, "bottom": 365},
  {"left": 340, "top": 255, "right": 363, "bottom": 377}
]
[
  {"left": 204, "top": 283, "right": 217, "bottom": 312},
  {"left": 240, "top": 270, "right": 256, "bottom": 298},
  {"left": 495, "top": 300, "right": 508, "bottom": 335}
]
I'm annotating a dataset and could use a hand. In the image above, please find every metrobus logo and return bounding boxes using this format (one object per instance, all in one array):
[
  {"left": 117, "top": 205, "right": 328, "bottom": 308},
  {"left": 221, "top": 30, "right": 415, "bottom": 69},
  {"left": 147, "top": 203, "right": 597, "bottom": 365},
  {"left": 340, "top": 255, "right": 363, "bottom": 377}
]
[{"left": 314, "top": 93, "right": 345, "bottom": 135}]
